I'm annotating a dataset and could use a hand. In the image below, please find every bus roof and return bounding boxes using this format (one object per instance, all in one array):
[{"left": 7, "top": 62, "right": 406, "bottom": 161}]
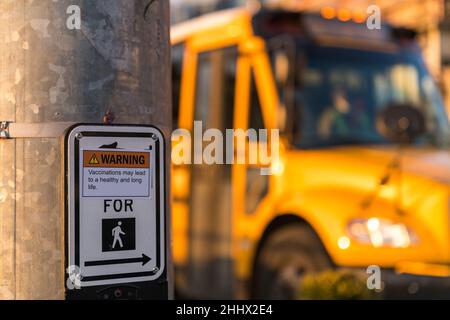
[
  {"left": 171, "top": 8, "right": 250, "bottom": 45},
  {"left": 171, "top": 8, "right": 418, "bottom": 52}
]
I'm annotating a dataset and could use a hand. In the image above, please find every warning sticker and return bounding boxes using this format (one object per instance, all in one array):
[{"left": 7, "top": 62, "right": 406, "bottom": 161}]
[
  {"left": 82, "top": 150, "right": 151, "bottom": 197},
  {"left": 83, "top": 151, "right": 150, "bottom": 168}
]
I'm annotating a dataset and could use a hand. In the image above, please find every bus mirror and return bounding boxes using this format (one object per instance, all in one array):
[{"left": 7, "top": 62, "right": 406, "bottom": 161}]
[
  {"left": 277, "top": 103, "right": 287, "bottom": 132},
  {"left": 274, "top": 52, "right": 290, "bottom": 86},
  {"left": 376, "top": 104, "right": 426, "bottom": 144}
]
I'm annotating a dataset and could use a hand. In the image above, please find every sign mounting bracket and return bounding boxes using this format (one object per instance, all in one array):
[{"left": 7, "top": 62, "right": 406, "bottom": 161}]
[{"left": 0, "top": 121, "right": 76, "bottom": 139}]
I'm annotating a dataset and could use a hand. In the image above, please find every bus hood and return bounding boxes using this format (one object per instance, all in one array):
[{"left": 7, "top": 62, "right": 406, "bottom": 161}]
[
  {"left": 288, "top": 146, "right": 450, "bottom": 185},
  {"left": 355, "top": 146, "right": 450, "bottom": 185}
]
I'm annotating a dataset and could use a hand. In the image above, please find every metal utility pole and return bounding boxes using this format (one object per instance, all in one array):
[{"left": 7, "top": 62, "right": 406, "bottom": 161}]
[{"left": 0, "top": 0, "right": 171, "bottom": 299}]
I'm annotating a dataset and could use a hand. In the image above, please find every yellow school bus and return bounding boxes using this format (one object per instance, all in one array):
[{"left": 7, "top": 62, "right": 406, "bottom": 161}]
[{"left": 171, "top": 7, "right": 450, "bottom": 299}]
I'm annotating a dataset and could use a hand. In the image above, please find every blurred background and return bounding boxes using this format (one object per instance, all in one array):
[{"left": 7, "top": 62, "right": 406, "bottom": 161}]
[{"left": 170, "top": 0, "right": 450, "bottom": 300}]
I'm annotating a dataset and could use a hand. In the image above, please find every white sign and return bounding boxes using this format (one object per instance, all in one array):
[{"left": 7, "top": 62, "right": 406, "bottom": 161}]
[{"left": 65, "top": 125, "right": 165, "bottom": 287}]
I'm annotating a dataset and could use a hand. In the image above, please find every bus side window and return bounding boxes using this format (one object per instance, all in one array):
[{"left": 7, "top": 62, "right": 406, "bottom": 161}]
[
  {"left": 194, "top": 47, "right": 236, "bottom": 131},
  {"left": 172, "top": 44, "right": 184, "bottom": 129},
  {"left": 245, "top": 73, "right": 269, "bottom": 214},
  {"left": 249, "top": 74, "right": 265, "bottom": 133},
  {"left": 188, "top": 46, "right": 237, "bottom": 298}
]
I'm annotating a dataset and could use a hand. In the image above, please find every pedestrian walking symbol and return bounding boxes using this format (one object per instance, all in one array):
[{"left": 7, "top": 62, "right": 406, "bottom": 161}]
[
  {"left": 102, "top": 218, "right": 136, "bottom": 252},
  {"left": 112, "top": 221, "right": 125, "bottom": 249}
]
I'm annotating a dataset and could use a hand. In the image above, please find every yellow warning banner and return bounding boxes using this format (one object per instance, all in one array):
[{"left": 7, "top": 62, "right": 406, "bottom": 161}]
[{"left": 83, "top": 150, "right": 150, "bottom": 168}]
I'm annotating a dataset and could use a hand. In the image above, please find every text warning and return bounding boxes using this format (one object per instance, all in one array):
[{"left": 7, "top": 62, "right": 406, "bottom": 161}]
[{"left": 82, "top": 150, "right": 151, "bottom": 197}]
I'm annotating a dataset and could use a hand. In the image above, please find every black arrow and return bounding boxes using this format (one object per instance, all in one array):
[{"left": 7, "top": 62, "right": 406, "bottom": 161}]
[{"left": 85, "top": 254, "right": 151, "bottom": 267}]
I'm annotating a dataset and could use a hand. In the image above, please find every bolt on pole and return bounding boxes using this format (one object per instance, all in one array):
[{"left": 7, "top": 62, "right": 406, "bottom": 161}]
[{"left": 0, "top": 0, "right": 172, "bottom": 299}]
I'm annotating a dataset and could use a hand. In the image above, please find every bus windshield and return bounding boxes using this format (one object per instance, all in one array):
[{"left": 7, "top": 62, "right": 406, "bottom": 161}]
[{"left": 288, "top": 46, "right": 450, "bottom": 149}]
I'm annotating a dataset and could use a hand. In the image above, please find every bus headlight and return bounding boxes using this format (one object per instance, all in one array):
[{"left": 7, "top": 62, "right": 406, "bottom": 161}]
[{"left": 347, "top": 218, "right": 418, "bottom": 248}]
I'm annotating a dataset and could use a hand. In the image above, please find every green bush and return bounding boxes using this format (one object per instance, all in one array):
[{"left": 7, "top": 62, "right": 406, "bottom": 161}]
[{"left": 298, "top": 270, "right": 379, "bottom": 300}]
